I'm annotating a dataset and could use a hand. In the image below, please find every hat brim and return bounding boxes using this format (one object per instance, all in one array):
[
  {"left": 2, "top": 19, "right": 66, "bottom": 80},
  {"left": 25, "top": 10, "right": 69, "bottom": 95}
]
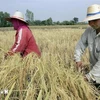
[
  {"left": 83, "top": 14, "right": 100, "bottom": 22},
  {"left": 5, "top": 17, "right": 28, "bottom": 24}
]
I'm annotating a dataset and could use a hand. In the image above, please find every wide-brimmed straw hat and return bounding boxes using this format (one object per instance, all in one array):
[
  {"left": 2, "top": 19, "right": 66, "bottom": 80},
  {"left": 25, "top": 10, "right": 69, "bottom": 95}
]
[
  {"left": 5, "top": 11, "right": 28, "bottom": 24},
  {"left": 83, "top": 4, "right": 100, "bottom": 21}
]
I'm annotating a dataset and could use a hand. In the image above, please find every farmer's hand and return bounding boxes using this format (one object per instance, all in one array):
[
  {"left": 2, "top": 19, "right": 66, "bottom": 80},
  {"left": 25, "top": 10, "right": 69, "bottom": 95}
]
[
  {"left": 8, "top": 51, "right": 14, "bottom": 56},
  {"left": 75, "top": 61, "right": 83, "bottom": 72},
  {"left": 4, "top": 51, "right": 14, "bottom": 59},
  {"left": 84, "top": 76, "right": 88, "bottom": 81},
  {"left": 76, "top": 61, "right": 83, "bottom": 67}
]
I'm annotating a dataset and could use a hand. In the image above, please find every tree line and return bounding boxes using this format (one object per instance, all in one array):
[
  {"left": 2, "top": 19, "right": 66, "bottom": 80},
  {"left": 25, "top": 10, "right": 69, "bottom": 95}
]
[{"left": 0, "top": 9, "right": 85, "bottom": 27}]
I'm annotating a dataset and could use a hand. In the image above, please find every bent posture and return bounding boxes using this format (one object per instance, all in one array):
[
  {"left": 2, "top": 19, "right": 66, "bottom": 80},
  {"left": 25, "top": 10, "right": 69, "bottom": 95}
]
[
  {"left": 5, "top": 11, "right": 41, "bottom": 57},
  {"left": 74, "top": 4, "right": 100, "bottom": 84}
]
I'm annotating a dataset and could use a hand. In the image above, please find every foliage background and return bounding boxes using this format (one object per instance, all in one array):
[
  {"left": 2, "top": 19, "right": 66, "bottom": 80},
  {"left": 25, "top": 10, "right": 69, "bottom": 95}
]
[{"left": 0, "top": 10, "right": 86, "bottom": 27}]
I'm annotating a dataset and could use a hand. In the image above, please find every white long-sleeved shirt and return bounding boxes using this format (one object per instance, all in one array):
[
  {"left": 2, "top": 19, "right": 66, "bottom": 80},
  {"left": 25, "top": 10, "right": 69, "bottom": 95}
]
[{"left": 74, "top": 26, "right": 100, "bottom": 83}]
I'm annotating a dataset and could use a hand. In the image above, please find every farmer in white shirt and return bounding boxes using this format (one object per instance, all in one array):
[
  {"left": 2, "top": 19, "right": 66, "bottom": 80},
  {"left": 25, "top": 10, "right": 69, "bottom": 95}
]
[{"left": 74, "top": 4, "right": 100, "bottom": 84}]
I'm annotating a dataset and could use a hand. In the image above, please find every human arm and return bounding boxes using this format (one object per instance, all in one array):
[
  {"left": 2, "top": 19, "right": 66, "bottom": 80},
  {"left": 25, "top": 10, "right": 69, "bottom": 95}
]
[
  {"left": 85, "top": 55, "right": 100, "bottom": 83},
  {"left": 11, "top": 28, "right": 27, "bottom": 53},
  {"left": 74, "top": 30, "right": 88, "bottom": 69},
  {"left": 4, "top": 28, "right": 27, "bottom": 59}
]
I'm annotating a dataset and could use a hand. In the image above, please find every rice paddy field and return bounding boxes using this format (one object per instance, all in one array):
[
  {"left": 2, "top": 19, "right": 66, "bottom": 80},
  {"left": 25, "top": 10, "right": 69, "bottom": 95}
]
[{"left": 0, "top": 25, "right": 99, "bottom": 100}]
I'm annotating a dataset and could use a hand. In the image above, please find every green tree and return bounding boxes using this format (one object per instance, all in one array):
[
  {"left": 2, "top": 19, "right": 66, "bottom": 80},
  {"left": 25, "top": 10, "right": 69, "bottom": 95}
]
[
  {"left": 25, "top": 9, "right": 34, "bottom": 25},
  {"left": 34, "top": 20, "right": 41, "bottom": 25},
  {"left": 0, "top": 11, "right": 11, "bottom": 27},
  {"left": 56, "top": 21, "right": 60, "bottom": 25},
  {"left": 69, "top": 20, "right": 75, "bottom": 25},
  {"left": 73, "top": 17, "right": 79, "bottom": 23},
  {"left": 47, "top": 17, "right": 53, "bottom": 25},
  {"left": 61, "top": 21, "right": 70, "bottom": 25},
  {"left": 41, "top": 20, "right": 47, "bottom": 25}
]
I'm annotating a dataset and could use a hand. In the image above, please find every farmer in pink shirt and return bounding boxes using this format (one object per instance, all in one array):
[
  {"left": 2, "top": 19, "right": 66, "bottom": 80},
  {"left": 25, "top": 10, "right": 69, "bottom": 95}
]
[{"left": 5, "top": 11, "right": 41, "bottom": 58}]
